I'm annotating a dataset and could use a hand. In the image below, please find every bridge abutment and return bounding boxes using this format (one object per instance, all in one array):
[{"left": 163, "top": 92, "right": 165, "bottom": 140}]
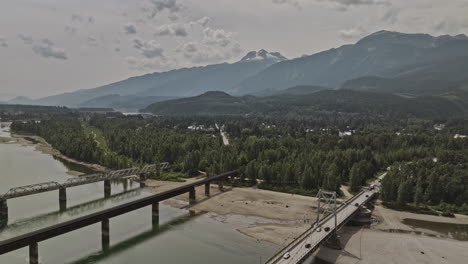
[
  {"left": 204, "top": 183, "right": 210, "bottom": 197},
  {"left": 101, "top": 219, "right": 110, "bottom": 251},
  {"left": 0, "top": 199, "right": 8, "bottom": 226},
  {"left": 29, "top": 242, "right": 38, "bottom": 264},
  {"left": 104, "top": 180, "right": 111, "bottom": 198}
]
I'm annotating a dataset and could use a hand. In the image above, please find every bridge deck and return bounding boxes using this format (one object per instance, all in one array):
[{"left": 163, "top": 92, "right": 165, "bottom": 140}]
[{"left": 266, "top": 179, "right": 381, "bottom": 264}]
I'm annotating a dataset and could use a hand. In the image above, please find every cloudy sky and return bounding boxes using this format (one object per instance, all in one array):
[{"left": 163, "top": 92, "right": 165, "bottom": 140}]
[{"left": 1, "top": 0, "right": 467, "bottom": 99}]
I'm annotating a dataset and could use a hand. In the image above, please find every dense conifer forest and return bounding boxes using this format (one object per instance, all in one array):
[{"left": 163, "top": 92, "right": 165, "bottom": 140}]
[{"left": 11, "top": 115, "right": 468, "bottom": 215}]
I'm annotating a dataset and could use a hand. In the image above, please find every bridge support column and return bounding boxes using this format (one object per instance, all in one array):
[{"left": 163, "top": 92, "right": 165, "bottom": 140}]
[
  {"left": 218, "top": 181, "right": 224, "bottom": 192},
  {"left": 104, "top": 180, "right": 111, "bottom": 198},
  {"left": 205, "top": 183, "right": 210, "bottom": 197},
  {"left": 189, "top": 187, "right": 196, "bottom": 206},
  {"left": 152, "top": 202, "right": 159, "bottom": 228},
  {"left": 0, "top": 199, "right": 8, "bottom": 226},
  {"left": 324, "top": 231, "right": 342, "bottom": 250},
  {"left": 139, "top": 173, "right": 147, "bottom": 188},
  {"left": 29, "top": 242, "right": 38, "bottom": 264},
  {"left": 102, "top": 219, "right": 110, "bottom": 251},
  {"left": 123, "top": 179, "right": 128, "bottom": 192},
  {"left": 59, "top": 187, "right": 67, "bottom": 212}
]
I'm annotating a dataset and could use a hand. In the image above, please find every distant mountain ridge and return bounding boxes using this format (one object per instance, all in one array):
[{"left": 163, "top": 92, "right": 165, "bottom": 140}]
[
  {"left": 26, "top": 49, "right": 287, "bottom": 108},
  {"left": 230, "top": 30, "right": 468, "bottom": 95},
  {"left": 13, "top": 31, "right": 468, "bottom": 110}
]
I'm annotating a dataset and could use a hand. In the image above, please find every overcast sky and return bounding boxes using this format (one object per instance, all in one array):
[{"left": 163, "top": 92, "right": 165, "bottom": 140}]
[{"left": 1, "top": 0, "right": 467, "bottom": 99}]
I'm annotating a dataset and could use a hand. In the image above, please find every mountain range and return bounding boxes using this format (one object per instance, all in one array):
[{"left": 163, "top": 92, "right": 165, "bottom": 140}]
[{"left": 5, "top": 31, "right": 468, "bottom": 111}]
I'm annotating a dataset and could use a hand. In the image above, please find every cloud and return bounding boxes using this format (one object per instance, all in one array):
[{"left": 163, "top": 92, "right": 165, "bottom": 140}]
[
  {"left": 155, "top": 23, "right": 189, "bottom": 37},
  {"left": 0, "top": 37, "right": 7, "bottom": 48},
  {"left": 64, "top": 26, "right": 78, "bottom": 35},
  {"left": 32, "top": 39, "right": 68, "bottom": 60},
  {"left": 123, "top": 23, "right": 137, "bottom": 34},
  {"left": 319, "top": 0, "right": 390, "bottom": 11},
  {"left": 203, "top": 27, "right": 233, "bottom": 47},
  {"left": 272, "top": 0, "right": 302, "bottom": 10},
  {"left": 133, "top": 38, "right": 164, "bottom": 58},
  {"left": 381, "top": 7, "right": 400, "bottom": 24},
  {"left": 87, "top": 36, "right": 99, "bottom": 47},
  {"left": 196, "top": 16, "right": 211, "bottom": 27},
  {"left": 178, "top": 37, "right": 243, "bottom": 65},
  {"left": 145, "top": 0, "right": 182, "bottom": 19},
  {"left": 18, "top": 34, "right": 34, "bottom": 45},
  {"left": 339, "top": 25, "right": 368, "bottom": 40},
  {"left": 431, "top": 18, "right": 468, "bottom": 35},
  {"left": 125, "top": 56, "right": 174, "bottom": 71},
  {"left": 71, "top": 14, "right": 94, "bottom": 24}
]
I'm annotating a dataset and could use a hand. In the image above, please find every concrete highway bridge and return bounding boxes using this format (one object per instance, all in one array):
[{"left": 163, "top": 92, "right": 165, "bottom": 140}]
[
  {"left": 0, "top": 170, "right": 238, "bottom": 264},
  {"left": 0, "top": 162, "right": 170, "bottom": 225},
  {"left": 266, "top": 177, "right": 382, "bottom": 264}
]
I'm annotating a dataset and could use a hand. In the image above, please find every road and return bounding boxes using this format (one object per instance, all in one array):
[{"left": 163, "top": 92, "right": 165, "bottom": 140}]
[
  {"left": 267, "top": 176, "right": 383, "bottom": 264},
  {"left": 216, "top": 123, "right": 229, "bottom": 145}
]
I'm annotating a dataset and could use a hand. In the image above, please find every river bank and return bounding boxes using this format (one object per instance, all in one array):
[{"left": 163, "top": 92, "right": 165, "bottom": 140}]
[
  {"left": 0, "top": 127, "right": 108, "bottom": 176},
  {"left": 146, "top": 179, "right": 319, "bottom": 247}
]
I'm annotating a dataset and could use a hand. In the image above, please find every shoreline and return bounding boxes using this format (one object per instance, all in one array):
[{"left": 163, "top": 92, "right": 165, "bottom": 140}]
[
  {"left": 0, "top": 125, "right": 108, "bottom": 176},
  {"left": 13, "top": 133, "right": 109, "bottom": 174}
]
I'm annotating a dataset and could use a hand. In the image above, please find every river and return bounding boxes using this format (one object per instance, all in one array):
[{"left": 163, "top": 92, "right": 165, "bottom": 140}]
[{"left": 0, "top": 123, "right": 277, "bottom": 264}]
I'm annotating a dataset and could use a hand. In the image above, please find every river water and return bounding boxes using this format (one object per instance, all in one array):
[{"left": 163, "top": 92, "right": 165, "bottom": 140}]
[{"left": 0, "top": 123, "right": 277, "bottom": 264}]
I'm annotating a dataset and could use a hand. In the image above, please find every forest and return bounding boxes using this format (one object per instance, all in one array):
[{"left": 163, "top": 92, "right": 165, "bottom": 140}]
[{"left": 10, "top": 114, "right": 468, "bottom": 214}]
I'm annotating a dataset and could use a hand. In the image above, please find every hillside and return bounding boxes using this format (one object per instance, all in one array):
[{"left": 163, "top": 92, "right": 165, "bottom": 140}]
[
  {"left": 143, "top": 91, "right": 254, "bottom": 115},
  {"left": 342, "top": 56, "right": 468, "bottom": 95},
  {"left": 230, "top": 31, "right": 468, "bottom": 95},
  {"left": 143, "top": 89, "right": 468, "bottom": 119}
]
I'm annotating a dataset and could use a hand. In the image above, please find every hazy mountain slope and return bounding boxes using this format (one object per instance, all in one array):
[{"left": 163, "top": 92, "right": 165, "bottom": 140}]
[
  {"left": 342, "top": 56, "right": 468, "bottom": 95},
  {"left": 77, "top": 94, "right": 175, "bottom": 110},
  {"left": 231, "top": 31, "right": 468, "bottom": 95},
  {"left": 34, "top": 50, "right": 286, "bottom": 107},
  {"left": 271, "top": 85, "right": 328, "bottom": 96},
  {"left": 143, "top": 89, "right": 468, "bottom": 119}
]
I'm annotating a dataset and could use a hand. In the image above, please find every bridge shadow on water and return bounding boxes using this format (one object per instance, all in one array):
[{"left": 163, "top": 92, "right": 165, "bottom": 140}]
[
  {"left": 0, "top": 187, "right": 143, "bottom": 238},
  {"left": 68, "top": 210, "right": 205, "bottom": 264}
]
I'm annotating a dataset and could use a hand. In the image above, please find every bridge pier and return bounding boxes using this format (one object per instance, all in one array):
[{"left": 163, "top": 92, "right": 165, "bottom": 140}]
[
  {"left": 324, "top": 231, "right": 342, "bottom": 250},
  {"left": 104, "top": 180, "right": 111, "bottom": 198},
  {"left": 0, "top": 199, "right": 8, "bottom": 226},
  {"left": 29, "top": 242, "right": 38, "bottom": 264},
  {"left": 218, "top": 181, "right": 224, "bottom": 192},
  {"left": 139, "top": 173, "right": 146, "bottom": 188},
  {"left": 59, "top": 187, "right": 67, "bottom": 212},
  {"left": 101, "top": 219, "right": 110, "bottom": 251},
  {"left": 205, "top": 183, "right": 210, "bottom": 197},
  {"left": 152, "top": 202, "right": 159, "bottom": 228},
  {"left": 189, "top": 187, "right": 196, "bottom": 206}
]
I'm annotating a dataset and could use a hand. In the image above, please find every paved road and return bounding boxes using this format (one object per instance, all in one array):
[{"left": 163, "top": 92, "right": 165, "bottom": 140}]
[{"left": 267, "top": 176, "right": 383, "bottom": 264}]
